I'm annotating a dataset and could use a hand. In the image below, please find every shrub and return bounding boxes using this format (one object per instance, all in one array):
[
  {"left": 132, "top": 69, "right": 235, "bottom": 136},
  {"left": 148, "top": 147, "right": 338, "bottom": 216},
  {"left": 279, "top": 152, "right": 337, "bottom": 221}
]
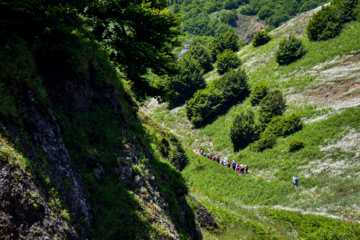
[
  {"left": 259, "top": 89, "right": 286, "bottom": 124},
  {"left": 334, "top": 0, "right": 359, "bottom": 23},
  {"left": 249, "top": 82, "right": 269, "bottom": 106},
  {"left": 186, "top": 89, "right": 224, "bottom": 128},
  {"left": 252, "top": 31, "right": 272, "bottom": 47},
  {"left": 307, "top": 5, "right": 342, "bottom": 41},
  {"left": 230, "top": 110, "right": 257, "bottom": 151},
  {"left": 167, "top": 54, "right": 206, "bottom": 107},
  {"left": 250, "top": 134, "right": 277, "bottom": 152},
  {"left": 217, "top": 69, "right": 250, "bottom": 107},
  {"left": 275, "top": 35, "right": 307, "bottom": 65},
  {"left": 209, "top": 31, "right": 240, "bottom": 60},
  {"left": 261, "top": 113, "right": 303, "bottom": 137},
  {"left": 216, "top": 49, "right": 241, "bottom": 75},
  {"left": 289, "top": 139, "right": 305, "bottom": 152},
  {"left": 187, "top": 43, "right": 213, "bottom": 73},
  {"left": 169, "top": 137, "right": 189, "bottom": 171}
]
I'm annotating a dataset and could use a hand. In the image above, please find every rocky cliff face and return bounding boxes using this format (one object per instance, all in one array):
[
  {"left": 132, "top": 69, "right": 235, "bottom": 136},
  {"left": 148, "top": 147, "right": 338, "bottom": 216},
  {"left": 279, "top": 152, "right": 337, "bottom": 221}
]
[{"left": 0, "top": 41, "right": 202, "bottom": 239}]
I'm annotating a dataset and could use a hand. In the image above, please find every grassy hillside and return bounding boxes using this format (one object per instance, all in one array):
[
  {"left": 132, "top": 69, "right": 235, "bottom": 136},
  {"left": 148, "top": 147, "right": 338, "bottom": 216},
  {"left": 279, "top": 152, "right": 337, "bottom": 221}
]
[{"left": 141, "top": 5, "right": 360, "bottom": 238}]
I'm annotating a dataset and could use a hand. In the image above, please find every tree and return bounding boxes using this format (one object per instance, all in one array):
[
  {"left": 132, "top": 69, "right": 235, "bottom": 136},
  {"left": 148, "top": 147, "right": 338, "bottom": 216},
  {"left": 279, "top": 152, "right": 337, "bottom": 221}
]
[
  {"left": 276, "top": 35, "right": 307, "bottom": 65},
  {"left": 217, "top": 69, "right": 250, "bottom": 107},
  {"left": 167, "top": 54, "right": 206, "bottom": 107},
  {"left": 169, "top": 136, "right": 189, "bottom": 171},
  {"left": 259, "top": 89, "right": 286, "bottom": 124},
  {"left": 252, "top": 31, "right": 272, "bottom": 47},
  {"left": 209, "top": 31, "right": 240, "bottom": 60},
  {"left": 187, "top": 43, "right": 213, "bottom": 73},
  {"left": 307, "top": 5, "right": 342, "bottom": 41},
  {"left": 249, "top": 82, "right": 269, "bottom": 106},
  {"left": 185, "top": 89, "right": 224, "bottom": 128},
  {"left": 230, "top": 110, "right": 256, "bottom": 151},
  {"left": 86, "top": 0, "right": 182, "bottom": 98},
  {"left": 216, "top": 49, "right": 241, "bottom": 75}
]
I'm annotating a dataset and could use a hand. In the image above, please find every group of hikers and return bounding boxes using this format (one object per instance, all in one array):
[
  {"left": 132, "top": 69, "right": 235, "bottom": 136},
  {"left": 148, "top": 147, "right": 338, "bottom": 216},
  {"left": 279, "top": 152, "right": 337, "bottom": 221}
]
[{"left": 199, "top": 147, "right": 249, "bottom": 174}]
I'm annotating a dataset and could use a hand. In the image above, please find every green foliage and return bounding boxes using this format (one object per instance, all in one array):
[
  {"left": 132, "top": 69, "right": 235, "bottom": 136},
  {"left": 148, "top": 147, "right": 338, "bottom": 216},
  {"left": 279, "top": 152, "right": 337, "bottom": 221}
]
[
  {"left": 249, "top": 82, "right": 269, "bottom": 106},
  {"left": 209, "top": 31, "right": 240, "bottom": 60},
  {"left": 86, "top": 0, "right": 182, "bottom": 97},
  {"left": 186, "top": 89, "right": 225, "bottom": 128},
  {"left": 216, "top": 49, "right": 241, "bottom": 75},
  {"left": 185, "top": 69, "right": 249, "bottom": 128},
  {"left": 240, "top": 0, "right": 328, "bottom": 27},
  {"left": 230, "top": 110, "right": 257, "bottom": 151},
  {"left": 250, "top": 134, "right": 277, "bottom": 152},
  {"left": 167, "top": 54, "right": 206, "bottom": 107},
  {"left": 288, "top": 139, "right": 304, "bottom": 152},
  {"left": 252, "top": 31, "right": 272, "bottom": 47},
  {"left": 187, "top": 43, "right": 213, "bottom": 73},
  {"left": 217, "top": 69, "right": 250, "bottom": 107},
  {"left": 307, "top": 5, "right": 343, "bottom": 41},
  {"left": 276, "top": 35, "right": 307, "bottom": 65},
  {"left": 259, "top": 90, "right": 286, "bottom": 124},
  {"left": 261, "top": 113, "right": 303, "bottom": 138},
  {"left": 169, "top": 136, "right": 189, "bottom": 171},
  {"left": 224, "top": 0, "right": 249, "bottom": 10}
]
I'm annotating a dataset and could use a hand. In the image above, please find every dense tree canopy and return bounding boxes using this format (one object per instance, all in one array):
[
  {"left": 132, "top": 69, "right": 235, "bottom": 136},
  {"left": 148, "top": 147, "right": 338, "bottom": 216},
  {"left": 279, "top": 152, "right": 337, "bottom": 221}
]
[
  {"left": 209, "top": 31, "right": 240, "bottom": 60},
  {"left": 230, "top": 110, "right": 256, "bottom": 151}
]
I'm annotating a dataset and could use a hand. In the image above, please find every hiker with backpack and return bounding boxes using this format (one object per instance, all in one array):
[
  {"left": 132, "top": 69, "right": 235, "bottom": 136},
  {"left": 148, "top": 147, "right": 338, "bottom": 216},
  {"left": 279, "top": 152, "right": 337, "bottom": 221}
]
[
  {"left": 231, "top": 160, "right": 236, "bottom": 171},
  {"left": 245, "top": 163, "right": 249, "bottom": 174},
  {"left": 240, "top": 163, "right": 245, "bottom": 174},
  {"left": 236, "top": 163, "right": 240, "bottom": 173},
  {"left": 226, "top": 161, "right": 231, "bottom": 168},
  {"left": 292, "top": 176, "right": 299, "bottom": 188}
]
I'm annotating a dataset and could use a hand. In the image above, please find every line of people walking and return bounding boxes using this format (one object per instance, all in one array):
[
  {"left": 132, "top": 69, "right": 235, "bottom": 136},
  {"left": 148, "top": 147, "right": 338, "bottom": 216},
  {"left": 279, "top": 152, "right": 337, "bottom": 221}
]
[{"left": 199, "top": 147, "right": 249, "bottom": 174}]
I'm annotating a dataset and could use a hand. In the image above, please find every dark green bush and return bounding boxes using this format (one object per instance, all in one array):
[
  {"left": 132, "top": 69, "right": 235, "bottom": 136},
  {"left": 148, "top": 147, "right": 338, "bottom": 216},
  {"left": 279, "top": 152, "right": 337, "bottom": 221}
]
[
  {"left": 167, "top": 54, "right": 206, "bottom": 107},
  {"left": 230, "top": 110, "right": 257, "bottom": 151},
  {"left": 307, "top": 5, "right": 342, "bottom": 41},
  {"left": 262, "top": 113, "right": 303, "bottom": 137},
  {"left": 187, "top": 43, "right": 213, "bottom": 73},
  {"left": 334, "top": 0, "right": 359, "bottom": 23},
  {"left": 250, "top": 134, "right": 277, "bottom": 152},
  {"left": 216, "top": 49, "right": 241, "bottom": 75},
  {"left": 185, "top": 89, "right": 224, "bottom": 128},
  {"left": 217, "top": 69, "right": 250, "bottom": 107},
  {"left": 276, "top": 35, "right": 307, "bottom": 65},
  {"left": 289, "top": 139, "right": 305, "bottom": 152},
  {"left": 259, "top": 89, "right": 286, "bottom": 124},
  {"left": 249, "top": 82, "right": 269, "bottom": 106},
  {"left": 252, "top": 31, "right": 272, "bottom": 47},
  {"left": 209, "top": 31, "right": 240, "bottom": 60},
  {"left": 169, "top": 136, "right": 189, "bottom": 171}
]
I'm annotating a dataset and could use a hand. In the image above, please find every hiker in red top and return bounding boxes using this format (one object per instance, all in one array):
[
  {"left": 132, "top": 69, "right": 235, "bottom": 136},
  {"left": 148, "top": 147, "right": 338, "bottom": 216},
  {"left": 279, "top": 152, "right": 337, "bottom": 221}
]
[{"left": 245, "top": 163, "right": 249, "bottom": 174}]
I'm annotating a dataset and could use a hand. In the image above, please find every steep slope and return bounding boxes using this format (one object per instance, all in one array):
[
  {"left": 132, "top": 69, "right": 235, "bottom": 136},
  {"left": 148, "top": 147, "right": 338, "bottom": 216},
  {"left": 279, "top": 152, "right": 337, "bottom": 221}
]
[{"left": 141, "top": 4, "right": 360, "bottom": 236}]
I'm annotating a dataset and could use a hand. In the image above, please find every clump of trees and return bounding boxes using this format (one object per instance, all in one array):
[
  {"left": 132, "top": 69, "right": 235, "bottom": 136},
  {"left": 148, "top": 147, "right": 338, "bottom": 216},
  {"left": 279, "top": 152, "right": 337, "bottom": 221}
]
[
  {"left": 307, "top": 0, "right": 360, "bottom": 41},
  {"left": 166, "top": 54, "right": 206, "bottom": 108},
  {"left": 276, "top": 35, "right": 307, "bottom": 65},
  {"left": 216, "top": 49, "right": 241, "bottom": 75},
  {"left": 187, "top": 43, "right": 213, "bottom": 73},
  {"left": 209, "top": 31, "right": 240, "bottom": 60},
  {"left": 186, "top": 69, "right": 250, "bottom": 128},
  {"left": 252, "top": 31, "right": 272, "bottom": 47},
  {"left": 230, "top": 88, "right": 303, "bottom": 152}
]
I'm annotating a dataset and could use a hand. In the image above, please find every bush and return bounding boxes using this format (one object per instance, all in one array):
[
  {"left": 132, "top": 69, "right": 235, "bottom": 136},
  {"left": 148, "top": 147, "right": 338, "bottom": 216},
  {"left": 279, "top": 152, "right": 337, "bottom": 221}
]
[
  {"left": 261, "top": 113, "right": 303, "bottom": 138},
  {"left": 185, "top": 89, "right": 224, "bottom": 128},
  {"left": 289, "top": 139, "right": 305, "bottom": 152},
  {"left": 187, "top": 43, "right": 213, "bottom": 73},
  {"left": 249, "top": 82, "right": 269, "bottom": 106},
  {"left": 230, "top": 110, "right": 257, "bottom": 151},
  {"left": 252, "top": 31, "right": 272, "bottom": 47},
  {"left": 217, "top": 69, "right": 250, "bottom": 107},
  {"left": 167, "top": 54, "right": 206, "bottom": 107},
  {"left": 216, "top": 49, "right": 241, "bottom": 75},
  {"left": 275, "top": 35, "right": 307, "bottom": 65},
  {"left": 307, "top": 5, "right": 342, "bottom": 41},
  {"left": 169, "top": 136, "right": 189, "bottom": 171},
  {"left": 250, "top": 134, "right": 277, "bottom": 152},
  {"left": 209, "top": 31, "right": 240, "bottom": 60},
  {"left": 259, "top": 89, "right": 286, "bottom": 124}
]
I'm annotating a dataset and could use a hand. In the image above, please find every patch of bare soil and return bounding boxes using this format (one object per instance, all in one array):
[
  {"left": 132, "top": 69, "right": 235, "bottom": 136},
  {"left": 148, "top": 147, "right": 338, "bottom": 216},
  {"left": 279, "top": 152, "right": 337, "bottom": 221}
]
[
  {"left": 235, "top": 14, "right": 266, "bottom": 44},
  {"left": 311, "top": 80, "right": 360, "bottom": 100},
  {"left": 188, "top": 195, "right": 218, "bottom": 230}
]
